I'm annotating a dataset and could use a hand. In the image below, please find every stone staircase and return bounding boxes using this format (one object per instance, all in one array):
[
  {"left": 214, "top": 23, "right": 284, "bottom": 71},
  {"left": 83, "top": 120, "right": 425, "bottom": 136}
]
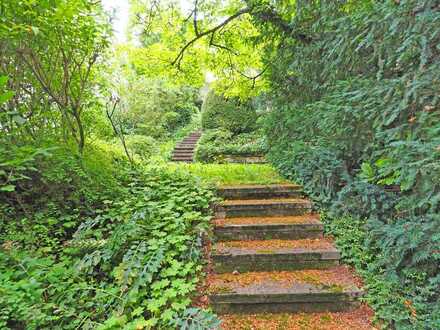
[
  {"left": 208, "top": 184, "right": 363, "bottom": 315},
  {"left": 171, "top": 131, "right": 201, "bottom": 162}
]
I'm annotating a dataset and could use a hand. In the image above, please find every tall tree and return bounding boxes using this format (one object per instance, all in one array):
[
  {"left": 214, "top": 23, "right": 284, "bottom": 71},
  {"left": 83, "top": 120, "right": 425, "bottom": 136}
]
[{"left": 0, "top": 0, "right": 110, "bottom": 152}]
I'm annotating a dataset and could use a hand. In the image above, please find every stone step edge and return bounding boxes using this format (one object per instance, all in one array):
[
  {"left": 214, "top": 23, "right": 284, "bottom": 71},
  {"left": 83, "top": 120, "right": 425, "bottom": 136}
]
[
  {"left": 209, "top": 274, "right": 362, "bottom": 314},
  {"left": 215, "top": 221, "right": 323, "bottom": 229},
  {"left": 218, "top": 184, "right": 302, "bottom": 192},
  {"left": 213, "top": 225, "right": 324, "bottom": 241},
  {"left": 209, "top": 290, "right": 362, "bottom": 314},
  {"left": 212, "top": 248, "right": 340, "bottom": 260},
  {"left": 210, "top": 289, "right": 363, "bottom": 304},
  {"left": 208, "top": 267, "right": 363, "bottom": 313},
  {"left": 219, "top": 198, "right": 311, "bottom": 206},
  {"left": 210, "top": 300, "right": 361, "bottom": 314}
]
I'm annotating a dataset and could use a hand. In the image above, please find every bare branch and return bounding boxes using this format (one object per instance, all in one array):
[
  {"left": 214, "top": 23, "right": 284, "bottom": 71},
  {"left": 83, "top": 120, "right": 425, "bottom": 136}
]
[
  {"left": 208, "top": 33, "right": 238, "bottom": 55},
  {"left": 171, "top": 6, "right": 252, "bottom": 67},
  {"left": 237, "top": 66, "right": 268, "bottom": 88},
  {"left": 193, "top": 0, "right": 199, "bottom": 36},
  {"left": 135, "top": 0, "right": 161, "bottom": 37},
  {"left": 105, "top": 98, "right": 134, "bottom": 165}
]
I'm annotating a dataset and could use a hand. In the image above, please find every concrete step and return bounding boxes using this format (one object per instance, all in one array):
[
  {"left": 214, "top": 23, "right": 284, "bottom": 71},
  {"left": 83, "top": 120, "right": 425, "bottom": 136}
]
[
  {"left": 174, "top": 146, "right": 195, "bottom": 151},
  {"left": 177, "top": 144, "right": 197, "bottom": 148},
  {"left": 173, "top": 149, "right": 194, "bottom": 153},
  {"left": 171, "top": 159, "right": 193, "bottom": 163},
  {"left": 181, "top": 138, "right": 200, "bottom": 141},
  {"left": 208, "top": 267, "right": 362, "bottom": 314},
  {"left": 212, "top": 238, "right": 339, "bottom": 273},
  {"left": 216, "top": 198, "right": 312, "bottom": 218},
  {"left": 172, "top": 153, "right": 194, "bottom": 157},
  {"left": 171, "top": 158, "right": 193, "bottom": 163},
  {"left": 219, "top": 306, "right": 374, "bottom": 329},
  {"left": 172, "top": 157, "right": 194, "bottom": 161},
  {"left": 213, "top": 214, "right": 323, "bottom": 241},
  {"left": 172, "top": 152, "right": 194, "bottom": 157},
  {"left": 218, "top": 184, "right": 303, "bottom": 200}
]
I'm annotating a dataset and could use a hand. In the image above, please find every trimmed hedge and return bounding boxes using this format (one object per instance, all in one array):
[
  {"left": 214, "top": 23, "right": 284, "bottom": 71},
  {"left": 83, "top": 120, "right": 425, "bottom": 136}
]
[
  {"left": 195, "top": 129, "right": 267, "bottom": 163},
  {"left": 201, "top": 90, "right": 258, "bottom": 134}
]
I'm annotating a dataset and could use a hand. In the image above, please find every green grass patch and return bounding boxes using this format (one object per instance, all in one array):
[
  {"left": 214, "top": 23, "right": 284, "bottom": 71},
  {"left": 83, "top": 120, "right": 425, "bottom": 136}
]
[{"left": 168, "top": 163, "right": 287, "bottom": 185}]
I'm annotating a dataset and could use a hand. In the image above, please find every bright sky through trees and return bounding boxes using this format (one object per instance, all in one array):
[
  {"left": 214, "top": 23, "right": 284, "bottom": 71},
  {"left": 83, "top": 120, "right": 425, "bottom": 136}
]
[
  {"left": 102, "top": 0, "right": 193, "bottom": 43},
  {"left": 102, "top": 0, "right": 130, "bottom": 43}
]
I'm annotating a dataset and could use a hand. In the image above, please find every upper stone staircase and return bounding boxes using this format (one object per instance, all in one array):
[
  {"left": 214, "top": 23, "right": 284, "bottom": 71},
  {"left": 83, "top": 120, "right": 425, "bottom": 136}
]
[{"left": 171, "top": 131, "right": 201, "bottom": 162}]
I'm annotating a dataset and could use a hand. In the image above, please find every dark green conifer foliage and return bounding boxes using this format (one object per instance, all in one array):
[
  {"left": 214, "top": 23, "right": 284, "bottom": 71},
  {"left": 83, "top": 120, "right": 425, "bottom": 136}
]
[{"left": 260, "top": 1, "right": 440, "bottom": 327}]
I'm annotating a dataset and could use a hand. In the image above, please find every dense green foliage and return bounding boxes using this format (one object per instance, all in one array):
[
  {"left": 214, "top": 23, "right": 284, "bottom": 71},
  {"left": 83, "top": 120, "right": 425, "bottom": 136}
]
[
  {"left": 260, "top": 1, "right": 440, "bottom": 328},
  {"left": 195, "top": 129, "right": 267, "bottom": 163},
  {"left": 172, "top": 163, "right": 285, "bottom": 186},
  {"left": 0, "top": 1, "right": 217, "bottom": 329},
  {"left": 0, "top": 144, "right": 219, "bottom": 329},
  {"left": 3, "top": 0, "right": 440, "bottom": 328},
  {"left": 201, "top": 90, "right": 258, "bottom": 134},
  {"left": 321, "top": 213, "right": 418, "bottom": 329},
  {"left": 0, "top": 0, "right": 110, "bottom": 153},
  {"left": 129, "top": 0, "right": 267, "bottom": 97},
  {"left": 115, "top": 76, "right": 199, "bottom": 139},
  {"left": 197, "top": 90, "right": 266, "bottom": 162}
]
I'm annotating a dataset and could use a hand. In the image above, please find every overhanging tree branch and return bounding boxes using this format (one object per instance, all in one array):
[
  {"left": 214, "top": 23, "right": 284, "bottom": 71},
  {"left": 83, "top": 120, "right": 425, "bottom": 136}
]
[
  {"left": 208, "top": 32, "right": 238, "bottom": 55},
  {"left": 171, "top": 3, "right": 313, "bottom": 69},
  {"left": 171, "top": 6, "right": 252, "bottom": 68},
  {"left": 193, "top": 0, "right": 199, "bottom": 36}
]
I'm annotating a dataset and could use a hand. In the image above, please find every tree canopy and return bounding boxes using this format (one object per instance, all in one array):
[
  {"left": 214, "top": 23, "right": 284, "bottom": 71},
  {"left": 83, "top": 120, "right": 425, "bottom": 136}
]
[{"left": 1, "top": 0, "right": 439, "bottom": 328}]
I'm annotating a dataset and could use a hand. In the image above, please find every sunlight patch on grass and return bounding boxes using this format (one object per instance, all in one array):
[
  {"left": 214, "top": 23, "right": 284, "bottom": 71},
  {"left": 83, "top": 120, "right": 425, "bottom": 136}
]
[{"left": 168, "top": 163, "right": 288, "bottom": 185}]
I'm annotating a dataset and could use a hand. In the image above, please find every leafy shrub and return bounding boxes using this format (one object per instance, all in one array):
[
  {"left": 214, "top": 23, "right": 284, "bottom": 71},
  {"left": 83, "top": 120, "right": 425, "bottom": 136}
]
[
  {"left": 0, "top": 2, "right": 218, "bottom": 329},
  {"left": 0, "top": 141, "right": 127, "bottom": 251},
  {"left": 269, "top": 141, "right": 347, "bottom": 207},
  {"left": 70, "top": 166, "right": 218, "bottom": 329},
  {"left": 195, "top": 129, "right": 267, "bottom": 163},
  {"left": 124, "top": 135, "right": 159, "bottom": 160},
  {"left": 117, "top": 77, "right": 199, "bottom": 139},
  {"left": 1, "top": 0, "right": 110, "bottom": 153},
  {"left": 262, "top": 1, "right": 440, "bottom": 327},
  {"left": 320, "top": 214, "right": 411, "bottom": 327},
  {"left": 201, "top": 90, "right": 258, "bottom": 134},
  {"left": 0, "top": 148, "right": 219, "bottom": 328}
]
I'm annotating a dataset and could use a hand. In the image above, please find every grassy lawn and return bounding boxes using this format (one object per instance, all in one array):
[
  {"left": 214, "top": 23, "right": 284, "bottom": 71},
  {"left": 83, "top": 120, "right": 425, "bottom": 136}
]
[{"left": 168, "top": 163, "right": 288, "bottom": 185}]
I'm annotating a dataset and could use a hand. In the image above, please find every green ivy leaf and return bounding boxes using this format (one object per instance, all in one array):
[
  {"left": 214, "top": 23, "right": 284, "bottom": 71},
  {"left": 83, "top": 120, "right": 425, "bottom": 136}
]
[{"left": 0, "top": 184, "right": 15, "bottom": 192}]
